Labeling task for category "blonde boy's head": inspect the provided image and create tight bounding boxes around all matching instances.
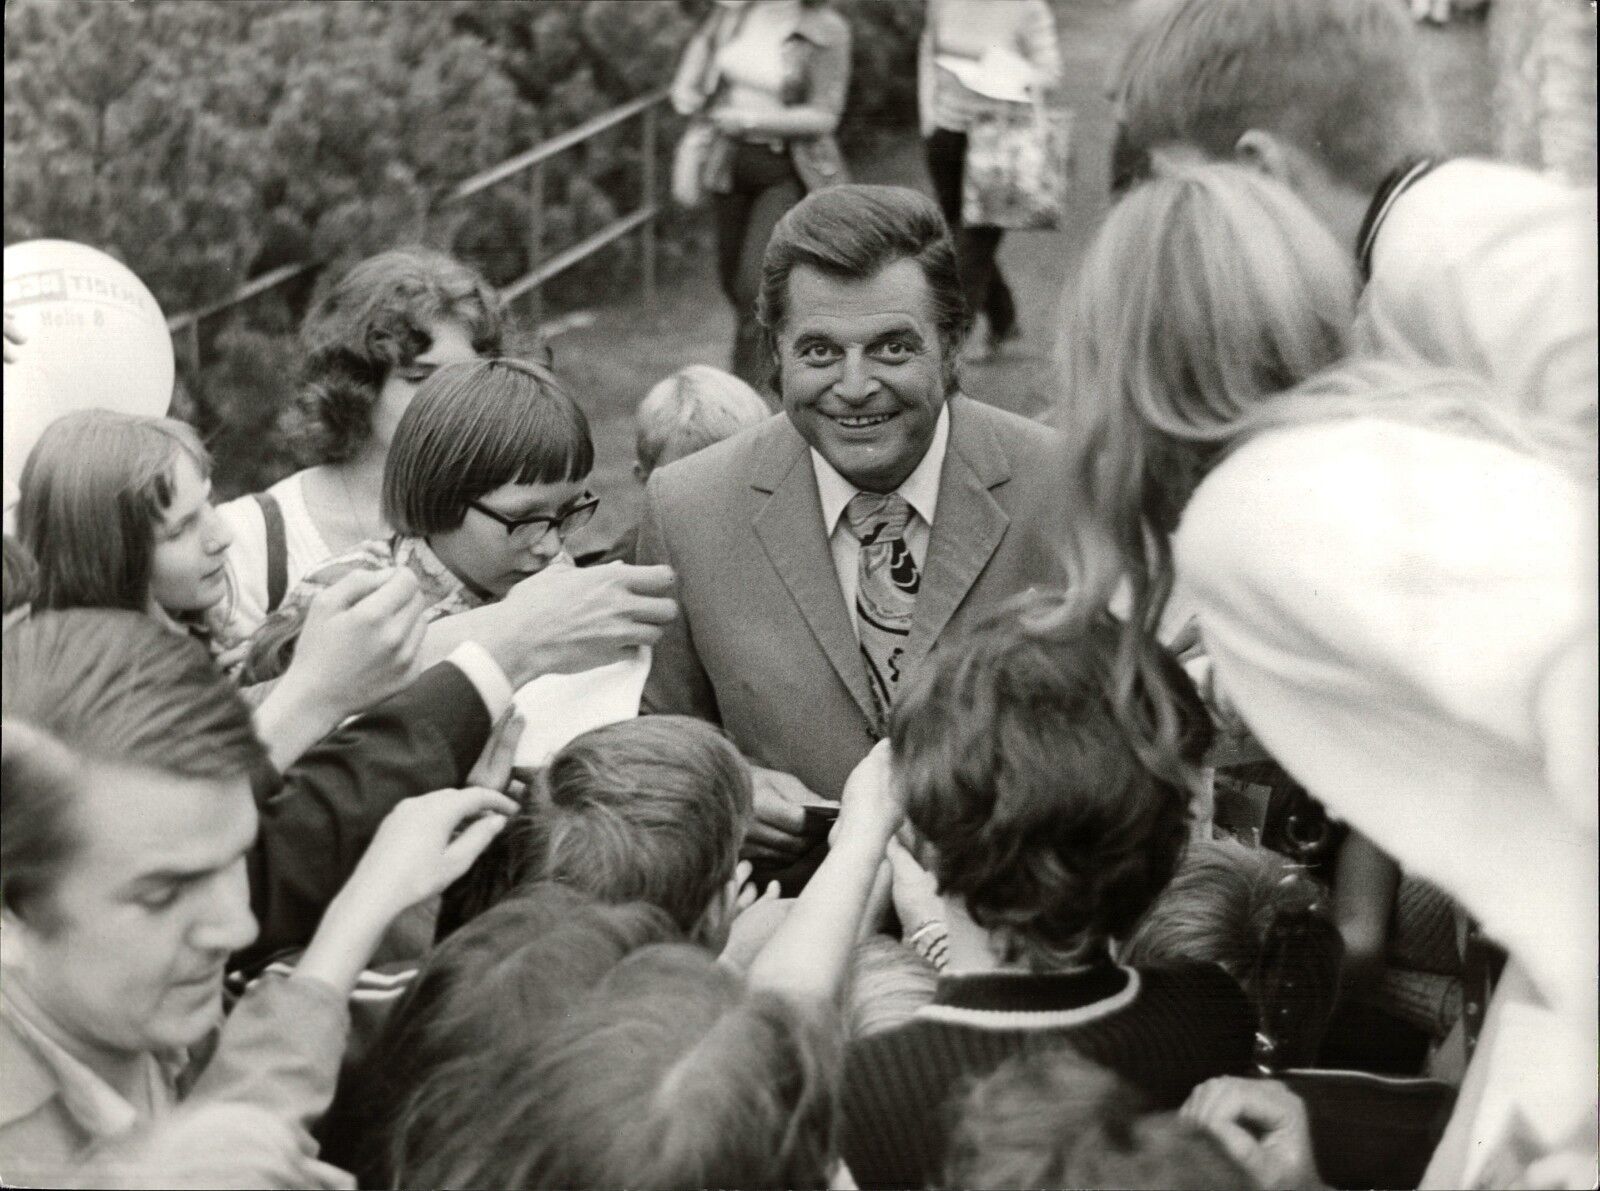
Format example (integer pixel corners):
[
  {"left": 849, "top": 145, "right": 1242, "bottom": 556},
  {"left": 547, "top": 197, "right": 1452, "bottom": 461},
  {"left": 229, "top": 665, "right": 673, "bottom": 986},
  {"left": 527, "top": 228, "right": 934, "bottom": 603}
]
[{"left": 635, "top": 365, "right": 770, "bottom": 481}]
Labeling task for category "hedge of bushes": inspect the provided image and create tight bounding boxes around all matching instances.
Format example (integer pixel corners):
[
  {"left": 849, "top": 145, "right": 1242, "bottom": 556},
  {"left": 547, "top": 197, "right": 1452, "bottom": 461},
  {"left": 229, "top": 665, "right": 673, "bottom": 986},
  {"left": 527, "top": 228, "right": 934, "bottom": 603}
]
[{"left": 4, "top": 0, "right": 919, "bottom": 496}]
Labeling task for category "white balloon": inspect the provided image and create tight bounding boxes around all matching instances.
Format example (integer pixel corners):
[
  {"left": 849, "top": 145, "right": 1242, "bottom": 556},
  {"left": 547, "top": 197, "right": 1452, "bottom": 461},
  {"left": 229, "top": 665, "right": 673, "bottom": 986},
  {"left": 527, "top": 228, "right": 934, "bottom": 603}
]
[{"left": 3, "top": 239, "right": 176, "bottom": 486}]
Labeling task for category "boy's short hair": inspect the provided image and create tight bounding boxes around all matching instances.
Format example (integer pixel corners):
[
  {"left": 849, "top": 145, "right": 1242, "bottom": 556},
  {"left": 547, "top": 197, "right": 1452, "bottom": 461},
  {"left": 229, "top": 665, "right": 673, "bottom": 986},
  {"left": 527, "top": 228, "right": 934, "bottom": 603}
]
[
  {"left": 1, "top": 609, "right": 264, "bottom": 927},
  {"left": 889, "top": 595, "right": 1213, "bottom": 970},
  {"left": 1115, "top": 0, "right": 1438, "bottom": 192},
  {"left": 947, "top": 1047, "right": 1253, "bottom": 1190},
  {"left": 521, "top": 716, "right": 754, "bottom": 934},
  {"left": 635, "top": 365, "right": 770, "bottom": 477},
  {"left": 381, "top": 357, "right": 593, "bottom": 535},
  {"left": 363, "top": 885, "right": 678, "bottom": 1190},
  {"left": 403, "top": 944, "right": 840, "bottom": 1190},
  {"left": 1123, "top": 837, "right": 1343, "bottom": 1062}
]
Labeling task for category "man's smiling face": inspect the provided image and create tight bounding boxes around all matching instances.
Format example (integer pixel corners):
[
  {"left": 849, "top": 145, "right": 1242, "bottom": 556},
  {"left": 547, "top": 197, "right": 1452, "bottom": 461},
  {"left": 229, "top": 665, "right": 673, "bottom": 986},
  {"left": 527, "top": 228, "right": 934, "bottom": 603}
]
[{"left": 776, "top": 258, "right": 949, "bottom": 494}]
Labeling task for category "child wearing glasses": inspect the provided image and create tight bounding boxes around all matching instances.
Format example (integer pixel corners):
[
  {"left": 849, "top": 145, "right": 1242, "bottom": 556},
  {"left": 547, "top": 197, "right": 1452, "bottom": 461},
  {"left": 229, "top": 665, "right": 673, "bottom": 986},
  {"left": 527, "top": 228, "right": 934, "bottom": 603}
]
[{"left": 240, "top": 357, "right": 597, "bottom": 684}]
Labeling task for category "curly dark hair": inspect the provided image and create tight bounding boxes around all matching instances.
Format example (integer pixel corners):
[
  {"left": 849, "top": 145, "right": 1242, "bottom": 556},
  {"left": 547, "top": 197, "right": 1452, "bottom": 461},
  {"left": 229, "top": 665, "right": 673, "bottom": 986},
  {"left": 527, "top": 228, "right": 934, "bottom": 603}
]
[
  {"left": 889, "top": 595, "right": 1213, "bottom": 971},
  {"left": 284, "top": 247, "right": 507, "bottom": 465}
]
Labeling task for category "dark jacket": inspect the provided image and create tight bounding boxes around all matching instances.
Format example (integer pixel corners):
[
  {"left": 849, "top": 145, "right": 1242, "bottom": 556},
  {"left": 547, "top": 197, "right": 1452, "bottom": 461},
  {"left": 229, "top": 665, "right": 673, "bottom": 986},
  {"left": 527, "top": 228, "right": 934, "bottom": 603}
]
[{"left": 240, "top": 661, "right": 491, "bottom": 971}]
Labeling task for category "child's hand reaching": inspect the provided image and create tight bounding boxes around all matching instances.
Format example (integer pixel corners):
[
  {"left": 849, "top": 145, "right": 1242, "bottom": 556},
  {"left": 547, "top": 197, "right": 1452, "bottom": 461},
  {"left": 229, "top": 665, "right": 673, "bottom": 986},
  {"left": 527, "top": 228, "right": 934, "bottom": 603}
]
[{"left": 296, "top": 787, "right": 517, "bottom": 994}]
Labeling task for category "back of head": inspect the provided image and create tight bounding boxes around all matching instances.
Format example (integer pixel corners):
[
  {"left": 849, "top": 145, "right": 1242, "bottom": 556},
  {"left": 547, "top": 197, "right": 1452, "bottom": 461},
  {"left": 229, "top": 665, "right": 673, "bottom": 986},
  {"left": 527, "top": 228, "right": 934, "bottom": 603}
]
[
  {"left": 1115, "top": 0, "right": 1437, "bottom": 192},
  {"left": 1122, "top": 837, "right": 1322, "bottom": 985},
  {"left": 372, "top": 885, "right": 678, "bottom": 1188},
  {"left": 1, "top": 609, "right": 264, "bottom": 924},
  {"left": 757, "top": 183, "right": 968, "bottom": 384},
  {"left": 17, "top": 411, "right": 211, "bottom": 613},
  {"left": 890, "top": 595, "right": 1212, "bottom": 969},
  {"left": 948, "top": 1046, "right": 1256, "bottom": 1189},
  {"left": 289, "top": 246, "right": 506, "bottom": 465},
  {"left": 404, "top": 943, "right": 839, "bottom": 1190},
  {"left": 945, "top": 1047, "right": 1149, "bottom": 1188},
  {"left": 523, "top": 716, "right": 753, "bottom": 935},
  {"left": 636, "top": 365, "right": 770, "bottom": 476},
  {"left": 382, "top": 356, "right": 593, "bottom": 535}
]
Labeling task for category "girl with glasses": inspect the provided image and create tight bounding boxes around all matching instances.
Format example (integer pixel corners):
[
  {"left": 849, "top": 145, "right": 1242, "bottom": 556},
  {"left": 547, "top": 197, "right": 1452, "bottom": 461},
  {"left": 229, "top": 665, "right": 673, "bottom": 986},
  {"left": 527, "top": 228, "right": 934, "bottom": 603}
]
[{"left": 242, "top": 357, "right": 596, "bottom": 684}]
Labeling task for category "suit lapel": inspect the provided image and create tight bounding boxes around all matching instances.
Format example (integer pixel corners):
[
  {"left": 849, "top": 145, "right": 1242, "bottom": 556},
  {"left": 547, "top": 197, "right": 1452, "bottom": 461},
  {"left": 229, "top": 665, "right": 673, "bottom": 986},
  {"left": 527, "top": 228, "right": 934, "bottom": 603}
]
[
  {"left": 750, "top": 423, "right": 880, "bottom": 729},
  {"left": 905, "top": 397, "right": 1011, "bottom": 669}
]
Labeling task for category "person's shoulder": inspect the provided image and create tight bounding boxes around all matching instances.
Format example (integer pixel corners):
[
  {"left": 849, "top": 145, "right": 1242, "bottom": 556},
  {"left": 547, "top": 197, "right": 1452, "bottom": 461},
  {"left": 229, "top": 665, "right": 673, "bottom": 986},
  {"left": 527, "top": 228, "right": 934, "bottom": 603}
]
[
  {"left": 1379, "top": 158, "right": 1594, "bottom": 274},
  {"left": 0, "top": 1013, "right": 57, "bottom": 1134},
  {"left": 1128, "top": 963, "right": 1255, "bottom": 1038},
  {"left": 950, "top": 395, "right": 1063, "bottom": 452},
  {"left": 648, "top": 412, "right": 791, "bottom": 505}
]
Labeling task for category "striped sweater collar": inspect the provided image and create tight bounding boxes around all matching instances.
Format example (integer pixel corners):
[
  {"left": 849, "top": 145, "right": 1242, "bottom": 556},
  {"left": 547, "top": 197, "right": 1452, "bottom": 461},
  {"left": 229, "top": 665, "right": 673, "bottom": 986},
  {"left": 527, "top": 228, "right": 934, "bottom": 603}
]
[{"left": 915, "top": 966, "right": 1140, "bottom": 1031}]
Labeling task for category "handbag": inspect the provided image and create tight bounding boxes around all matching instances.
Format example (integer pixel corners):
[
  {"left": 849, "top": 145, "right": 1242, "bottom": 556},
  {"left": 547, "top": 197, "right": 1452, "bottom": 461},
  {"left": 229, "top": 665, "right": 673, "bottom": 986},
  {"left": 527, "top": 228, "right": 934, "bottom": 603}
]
[
  {"left": 670, "top": 4, "right": 748, "bottom": 210},
  {"left": 961, "top": 95, "right": 1073, "bottom": 230},
  {"left": 672, "top": 120, "right": 718, "bottom": 210}
]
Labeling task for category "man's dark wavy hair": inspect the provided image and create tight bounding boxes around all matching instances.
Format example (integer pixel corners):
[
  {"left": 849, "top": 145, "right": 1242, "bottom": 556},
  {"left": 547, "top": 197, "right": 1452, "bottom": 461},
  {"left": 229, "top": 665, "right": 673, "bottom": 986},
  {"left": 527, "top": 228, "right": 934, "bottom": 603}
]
[
  {"left": 890, "top": 593, "right": 1213, "bottom": 971},
  {"left": 756, "top": 183, "right": 969, "bottom": 394}
]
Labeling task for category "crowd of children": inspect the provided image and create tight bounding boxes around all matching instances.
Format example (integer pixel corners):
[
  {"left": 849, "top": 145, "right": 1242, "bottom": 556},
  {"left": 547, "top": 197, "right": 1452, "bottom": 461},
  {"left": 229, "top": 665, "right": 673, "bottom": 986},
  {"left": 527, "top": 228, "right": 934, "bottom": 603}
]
[{"left": 2, "top": 0, "right": 1595, "bottom": 1188}]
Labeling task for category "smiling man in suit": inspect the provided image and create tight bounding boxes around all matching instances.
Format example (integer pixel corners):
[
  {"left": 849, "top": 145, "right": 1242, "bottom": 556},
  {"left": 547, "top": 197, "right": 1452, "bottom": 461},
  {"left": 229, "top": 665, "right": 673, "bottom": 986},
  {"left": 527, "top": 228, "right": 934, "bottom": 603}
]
[{"left": 638, "top": 184, "right": 1073, "bottom": 889}]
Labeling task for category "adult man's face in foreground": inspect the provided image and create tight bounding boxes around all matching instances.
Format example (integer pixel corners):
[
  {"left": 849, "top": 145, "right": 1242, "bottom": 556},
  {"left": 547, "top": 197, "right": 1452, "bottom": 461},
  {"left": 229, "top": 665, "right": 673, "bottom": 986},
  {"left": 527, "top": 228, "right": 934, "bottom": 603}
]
[
  {"left": 776, "top": 257, "right": 949, "bottom": 495},
  {"left": 2, "top": 763, "right": 260, "bottom": 1060}
]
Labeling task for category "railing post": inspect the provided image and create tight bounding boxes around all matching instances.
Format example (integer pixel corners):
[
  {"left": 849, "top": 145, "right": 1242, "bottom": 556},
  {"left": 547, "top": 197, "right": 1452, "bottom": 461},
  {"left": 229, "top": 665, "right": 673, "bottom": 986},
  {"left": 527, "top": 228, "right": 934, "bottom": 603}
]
[
  {"left": 183, "top": 320, "right": 201, "bottom": 379},
  {"left": 528, "top": 159, "right": 545, "bottom": 326},
  {"left": 641, "top": 100, "right": 657, "bottom": 308}
]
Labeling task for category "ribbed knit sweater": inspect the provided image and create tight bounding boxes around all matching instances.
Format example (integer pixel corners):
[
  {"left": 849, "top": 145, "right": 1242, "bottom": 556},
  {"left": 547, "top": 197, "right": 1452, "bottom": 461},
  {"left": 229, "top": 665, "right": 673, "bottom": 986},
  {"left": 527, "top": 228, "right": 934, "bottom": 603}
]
[{"left": 840, "top": 963, "right": 1254, "bottom": 1190}]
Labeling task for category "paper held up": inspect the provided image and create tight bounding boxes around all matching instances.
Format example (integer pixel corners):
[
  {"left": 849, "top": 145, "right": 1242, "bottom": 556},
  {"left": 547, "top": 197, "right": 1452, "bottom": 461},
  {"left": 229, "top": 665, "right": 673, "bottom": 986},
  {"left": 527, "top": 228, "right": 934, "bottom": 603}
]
[
  {"left": 512, "top": 646, "right": 653, "bottom": 770},
  {"left": 934, "top": 45, "right": 1036, "bottom": 104}
]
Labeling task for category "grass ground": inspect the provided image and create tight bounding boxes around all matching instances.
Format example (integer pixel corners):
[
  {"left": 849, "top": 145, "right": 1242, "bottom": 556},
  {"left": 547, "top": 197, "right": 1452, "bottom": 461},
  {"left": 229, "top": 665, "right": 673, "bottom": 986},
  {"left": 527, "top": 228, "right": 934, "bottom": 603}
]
[{"left": 552, "top": 0, "right": 1495, "bottom": 558}]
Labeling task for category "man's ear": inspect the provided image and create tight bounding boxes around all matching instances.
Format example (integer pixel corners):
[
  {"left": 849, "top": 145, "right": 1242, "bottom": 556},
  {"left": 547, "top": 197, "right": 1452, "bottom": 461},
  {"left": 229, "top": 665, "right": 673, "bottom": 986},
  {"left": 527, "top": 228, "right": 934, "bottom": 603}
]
[
  {"left": 1234, "top": 129, "right": 1302, "bottom": 189},
  {"left": 632, "top": 460, "right": 648, "bottom": 484}
]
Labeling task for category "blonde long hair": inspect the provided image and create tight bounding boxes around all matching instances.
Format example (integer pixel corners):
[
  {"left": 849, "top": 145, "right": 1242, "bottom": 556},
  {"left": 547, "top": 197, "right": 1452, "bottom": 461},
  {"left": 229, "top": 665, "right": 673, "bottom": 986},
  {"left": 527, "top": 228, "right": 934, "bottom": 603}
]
[
  {"left": 1043, "top": 163, "right": 1355, "bottom": 776},
  {"left": 1044, "top": 161, "right": 1590, "bottom": 781}
]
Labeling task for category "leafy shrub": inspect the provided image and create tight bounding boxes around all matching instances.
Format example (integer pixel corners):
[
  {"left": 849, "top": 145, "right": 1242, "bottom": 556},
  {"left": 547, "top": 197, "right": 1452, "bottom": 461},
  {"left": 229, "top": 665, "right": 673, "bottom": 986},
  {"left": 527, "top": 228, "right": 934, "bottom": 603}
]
[{"left": 4, "top": 0, "right": 917, "bottom": 496}]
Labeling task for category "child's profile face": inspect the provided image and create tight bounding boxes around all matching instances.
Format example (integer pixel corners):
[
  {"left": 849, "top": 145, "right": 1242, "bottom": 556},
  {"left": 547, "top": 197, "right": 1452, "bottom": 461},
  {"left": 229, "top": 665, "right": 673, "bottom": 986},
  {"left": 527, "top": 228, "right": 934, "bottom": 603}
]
[
  {"left": 149, "top": 451, "right": 233, "bottom": 616},
  {"left": 431, "top": 477, "right": 596, "bottom": 599}
]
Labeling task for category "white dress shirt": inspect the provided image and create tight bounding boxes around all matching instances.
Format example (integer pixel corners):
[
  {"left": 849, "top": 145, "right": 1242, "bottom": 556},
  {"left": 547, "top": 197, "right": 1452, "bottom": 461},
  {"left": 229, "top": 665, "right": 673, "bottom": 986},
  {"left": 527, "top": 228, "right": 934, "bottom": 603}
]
[{"left": 810, "top": 404, "right": 950, "bottom": 637}]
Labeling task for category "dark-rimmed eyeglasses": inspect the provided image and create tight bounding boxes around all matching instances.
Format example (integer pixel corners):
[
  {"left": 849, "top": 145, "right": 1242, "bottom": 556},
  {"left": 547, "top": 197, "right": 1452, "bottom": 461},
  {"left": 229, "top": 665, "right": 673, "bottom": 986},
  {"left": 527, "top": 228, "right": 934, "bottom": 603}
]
[{"left": 468, "top": 493, "right": 599, "bottom": 544}]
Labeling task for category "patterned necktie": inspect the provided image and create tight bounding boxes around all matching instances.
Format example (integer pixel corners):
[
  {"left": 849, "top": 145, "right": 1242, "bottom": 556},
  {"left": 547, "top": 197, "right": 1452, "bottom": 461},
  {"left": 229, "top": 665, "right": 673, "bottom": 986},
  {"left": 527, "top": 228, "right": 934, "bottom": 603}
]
[{"left": 844, "top": 491, "right": 921, "bottom": 728}]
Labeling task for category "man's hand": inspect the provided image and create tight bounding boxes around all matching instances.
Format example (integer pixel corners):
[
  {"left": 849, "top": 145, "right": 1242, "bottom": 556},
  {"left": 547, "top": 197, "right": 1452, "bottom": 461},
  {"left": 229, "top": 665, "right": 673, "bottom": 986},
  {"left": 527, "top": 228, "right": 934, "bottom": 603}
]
[
  {"left": 286, "top": 568, "right": 427, "bottom": 717},
  {"left": 1181, "top": 1077, "right": 1325, "bottom": 1191},
  {"left": 343, "top": 786, "right": 518, "bottom": 919},
  {"left": 744, "top": 764, "right": 816, "bottom": 863},
  {"left": 475, "top": 561, "right": 678, "bottom": 688},
  {"left": 297, "top": 786, "right": 518, "bottom": 996},
  {"left": 466, "top": 707, "right": 525, "bottom": 794}
]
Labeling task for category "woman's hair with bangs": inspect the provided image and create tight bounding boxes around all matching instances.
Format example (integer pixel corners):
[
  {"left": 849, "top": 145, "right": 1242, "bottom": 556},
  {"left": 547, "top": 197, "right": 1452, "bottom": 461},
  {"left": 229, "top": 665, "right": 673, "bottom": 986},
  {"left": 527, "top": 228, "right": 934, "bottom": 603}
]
[
  {"left": 1041, "top": 162, "right": 1354, "bottom": 791},
  {"left": 285, "top": 247, "right": 507, "bottom": 465},
  {"left": 382, "top": 357, "right": 594, "bottom": 535},
  {"left": 18, "top": 411, "right": 214, "bottom": 613}
]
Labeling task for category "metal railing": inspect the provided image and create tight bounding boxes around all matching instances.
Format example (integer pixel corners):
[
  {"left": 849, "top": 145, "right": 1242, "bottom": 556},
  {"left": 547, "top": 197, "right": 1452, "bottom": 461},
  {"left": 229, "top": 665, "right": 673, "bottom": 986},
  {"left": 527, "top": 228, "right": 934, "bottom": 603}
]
[{"left": 166, "top": 86, "right": 669, "bottom": 375}]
